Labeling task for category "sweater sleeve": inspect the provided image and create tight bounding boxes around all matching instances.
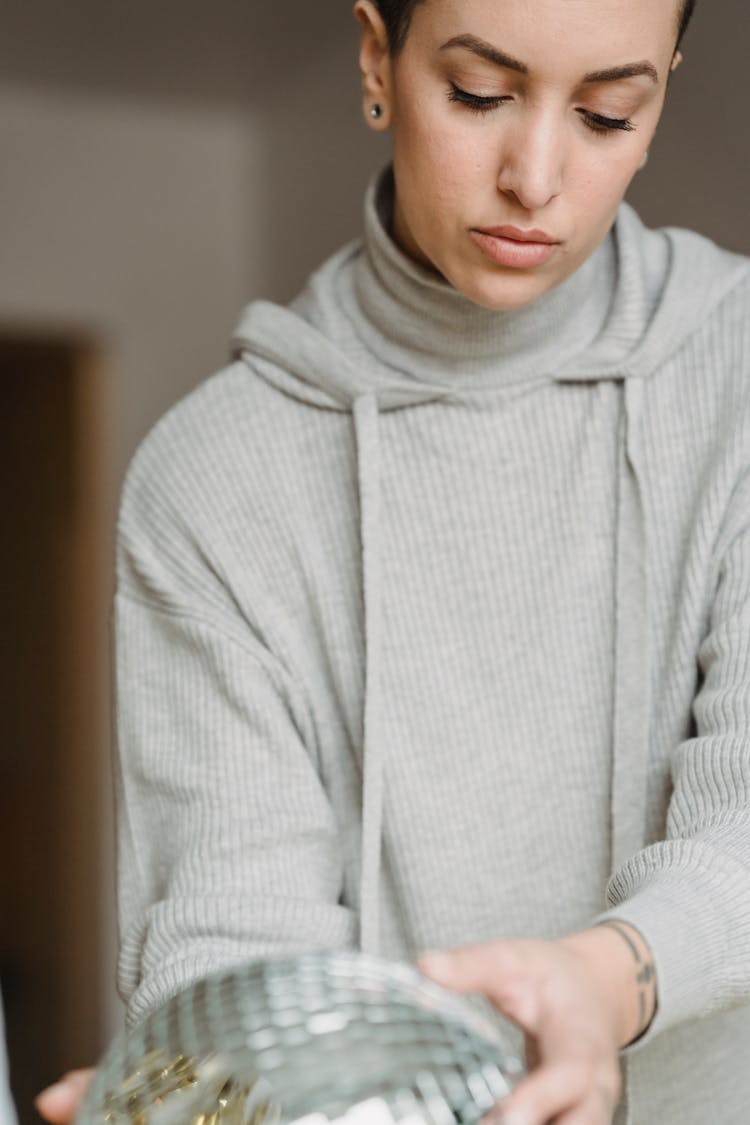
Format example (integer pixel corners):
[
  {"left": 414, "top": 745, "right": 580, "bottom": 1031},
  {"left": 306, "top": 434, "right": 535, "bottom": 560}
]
[
  {"left": 594, "top": 469, "right": 750, "bottom": 1047},
  {"left": 113, "top": 437, "right": 357, "bottom": 1028},
  {"left": 115, "top": 595, "right": 357, "bottom": 1027}
]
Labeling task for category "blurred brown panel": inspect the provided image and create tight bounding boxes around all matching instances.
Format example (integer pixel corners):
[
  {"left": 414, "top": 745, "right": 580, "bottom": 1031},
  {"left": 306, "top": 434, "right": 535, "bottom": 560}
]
[{"left": 0, "top": 333, "right": 103, "bottom": 1122}]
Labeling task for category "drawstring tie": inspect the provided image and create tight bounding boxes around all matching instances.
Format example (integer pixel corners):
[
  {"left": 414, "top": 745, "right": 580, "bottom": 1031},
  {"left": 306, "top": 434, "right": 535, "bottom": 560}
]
[
  {"left": 611, "top": 376, "right": 650, "bottom": 1125},
  {"left": 611, "top": 376, "right": 650, "bottom": 871},
  {"left": 353, "top": 393, "right": 385, "bottom": 957},
  {"left": 353, "top": 378, "right": 651, "bottom": 1125}
]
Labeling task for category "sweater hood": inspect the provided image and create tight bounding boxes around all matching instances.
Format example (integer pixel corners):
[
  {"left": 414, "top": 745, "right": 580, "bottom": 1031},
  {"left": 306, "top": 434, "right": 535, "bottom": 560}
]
[
  {"left": 230, "top": 166, "right": 749, "bottom": 1016},
  {"left": 232, "top": 164, "right": 748, "bottom": 408}
]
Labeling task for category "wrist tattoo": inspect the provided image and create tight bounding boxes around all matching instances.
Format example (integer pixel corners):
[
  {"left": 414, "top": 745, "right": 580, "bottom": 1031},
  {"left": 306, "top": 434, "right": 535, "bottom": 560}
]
[{"left": 597, "top": 920, "right": 657, "bottom": 1036}]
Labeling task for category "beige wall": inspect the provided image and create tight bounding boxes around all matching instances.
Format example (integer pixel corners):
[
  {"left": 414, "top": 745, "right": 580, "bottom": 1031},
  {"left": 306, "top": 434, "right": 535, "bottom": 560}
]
[
  {"left": 0, "top": 84, "right": 262, "bottom": 1039},
  {"left": 626, "top": 0, "right": 750, "bottom": 254},
  {"left": 0, "top": 0, "right": 746, "bottom": 1052},
  {"left": 0, "top": 85, "right": 260, "bottom": 478}
]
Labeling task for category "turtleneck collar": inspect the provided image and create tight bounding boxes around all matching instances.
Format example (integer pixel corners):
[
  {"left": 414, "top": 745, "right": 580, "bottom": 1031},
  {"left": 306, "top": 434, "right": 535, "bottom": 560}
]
[{"left": 346, "top": 163, "right": 617, "bottom": 390}]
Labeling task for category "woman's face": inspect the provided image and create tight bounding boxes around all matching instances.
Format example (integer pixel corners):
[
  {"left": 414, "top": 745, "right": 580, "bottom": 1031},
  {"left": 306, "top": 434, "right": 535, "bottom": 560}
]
[{"left": 356, "top": 0, "right": 682, "bottom": 310}]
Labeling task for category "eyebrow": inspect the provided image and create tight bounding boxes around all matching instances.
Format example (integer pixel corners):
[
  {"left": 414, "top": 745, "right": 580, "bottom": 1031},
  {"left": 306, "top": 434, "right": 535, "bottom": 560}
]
[{"left": 439, "top": 34, "right": 660, "bottom": 85}]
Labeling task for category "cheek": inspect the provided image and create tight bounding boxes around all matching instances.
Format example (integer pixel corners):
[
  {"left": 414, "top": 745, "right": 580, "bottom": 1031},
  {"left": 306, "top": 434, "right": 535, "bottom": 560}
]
[
  {"left": 396, "top": 99, "right": 491, "bottom": 189},
  {"left": 568, "top": 148, "right": 642, "bottom": 219}
]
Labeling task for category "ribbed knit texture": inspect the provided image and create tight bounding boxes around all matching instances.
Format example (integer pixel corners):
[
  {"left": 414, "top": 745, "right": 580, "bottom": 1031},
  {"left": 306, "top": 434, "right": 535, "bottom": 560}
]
[{"left": 115, "top": 165, "right": 750, "bottom": 1124}]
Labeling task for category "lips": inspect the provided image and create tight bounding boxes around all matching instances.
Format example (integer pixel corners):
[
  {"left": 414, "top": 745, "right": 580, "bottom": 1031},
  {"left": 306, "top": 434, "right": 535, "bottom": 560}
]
[
  {"left": 477, "top": 225, "right": 559, "bottom": 244},
  {"left": 469, "top": 227, "right": 560, "bottom": 269}
]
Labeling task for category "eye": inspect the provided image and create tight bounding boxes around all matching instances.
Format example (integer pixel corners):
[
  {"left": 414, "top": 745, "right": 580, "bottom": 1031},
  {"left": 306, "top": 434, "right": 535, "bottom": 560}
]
[
  {"left": 578, "top": 109, "right": 636, "bottom": 135},
  {"left": 447, "top": 82, "right": 511, "bottom": 115}
]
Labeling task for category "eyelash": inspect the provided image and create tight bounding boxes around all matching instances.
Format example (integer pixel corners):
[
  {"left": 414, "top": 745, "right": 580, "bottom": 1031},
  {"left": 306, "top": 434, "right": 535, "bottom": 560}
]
[{"left": 447, "top": 82, "right": 636, "bottom": 135}]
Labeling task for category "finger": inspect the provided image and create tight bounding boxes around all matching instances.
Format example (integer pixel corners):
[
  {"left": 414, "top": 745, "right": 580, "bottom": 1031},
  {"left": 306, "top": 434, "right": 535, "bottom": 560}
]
[
  {"left": 418, "top": 944, "right": 537, "bottom": 1022},
  {"left": 552, "top": 1084, "right": 619, "bottom": 1125},
  {"left": 35, "top": 1068, "right": 95, "bottom": 1124},
  {"left": 419, "top": 943, "right": 517, "bottom": 990},
  {"left": 498, "top": 1059, "right": 616, "bottom": 1125}
]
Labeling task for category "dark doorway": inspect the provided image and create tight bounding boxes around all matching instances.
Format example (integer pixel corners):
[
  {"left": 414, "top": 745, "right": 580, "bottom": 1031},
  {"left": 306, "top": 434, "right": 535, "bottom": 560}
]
[{"left": 0, "top": 333, "right": 103, "bottom": 1123}]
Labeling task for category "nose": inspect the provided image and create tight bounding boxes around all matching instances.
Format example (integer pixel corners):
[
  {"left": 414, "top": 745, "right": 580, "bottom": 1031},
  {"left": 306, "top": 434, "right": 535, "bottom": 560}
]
[{"left": 496, "top": 108, "right": 565, "bottom": 213}]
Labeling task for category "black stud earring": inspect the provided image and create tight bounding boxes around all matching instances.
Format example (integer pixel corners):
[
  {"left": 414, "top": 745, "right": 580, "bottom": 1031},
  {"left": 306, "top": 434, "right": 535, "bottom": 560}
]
[{"left": 370, "top": 104, "right": 384, "bottom": 120}]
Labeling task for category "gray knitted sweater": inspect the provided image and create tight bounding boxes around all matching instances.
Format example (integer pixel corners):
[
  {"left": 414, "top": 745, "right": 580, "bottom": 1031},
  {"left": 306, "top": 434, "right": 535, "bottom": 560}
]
[{"left": 115, "top": 166, "right": 750, "bottom": 1123}]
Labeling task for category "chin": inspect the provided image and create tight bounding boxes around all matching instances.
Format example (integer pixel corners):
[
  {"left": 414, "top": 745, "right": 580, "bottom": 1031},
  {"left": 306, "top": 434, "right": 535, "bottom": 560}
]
[{"left": 452, "top": 267, "right": 560, "bottom": 312}]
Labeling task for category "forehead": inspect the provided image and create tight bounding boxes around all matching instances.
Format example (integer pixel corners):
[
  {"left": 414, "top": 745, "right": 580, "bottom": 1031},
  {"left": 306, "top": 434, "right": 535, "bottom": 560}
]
[{"left": 409, "top": 0, "right": 679, "bottom": 69}]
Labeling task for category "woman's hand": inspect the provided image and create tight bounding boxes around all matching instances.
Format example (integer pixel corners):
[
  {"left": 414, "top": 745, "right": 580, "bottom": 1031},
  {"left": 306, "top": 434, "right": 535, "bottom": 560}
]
[
  {"left": 35, "top": 1068, "right": 95, "bottom": 1124},
  {"left": 419, "top": 922, "right": 656, "bottom": 1125}
]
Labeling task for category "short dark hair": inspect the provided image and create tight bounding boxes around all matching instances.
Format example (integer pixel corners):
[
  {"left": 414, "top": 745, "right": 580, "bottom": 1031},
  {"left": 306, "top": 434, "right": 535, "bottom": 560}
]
[{"left": 376, "top": 0, "right": 697, "bottom": 56}]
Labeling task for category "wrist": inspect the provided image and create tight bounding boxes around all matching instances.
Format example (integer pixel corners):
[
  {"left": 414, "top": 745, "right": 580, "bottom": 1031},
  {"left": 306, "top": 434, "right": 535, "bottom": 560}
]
[{"left": 560, "top": 921, "right": 657, "bottom": 1048}]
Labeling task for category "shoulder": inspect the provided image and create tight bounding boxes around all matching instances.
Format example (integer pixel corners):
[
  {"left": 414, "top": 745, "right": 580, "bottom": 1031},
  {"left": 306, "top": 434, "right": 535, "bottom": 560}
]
[
  {"left": 617, "top": 200, "right": 750, "bottom": 286},
  {"left": 117, "top": 358, "right": 311, "bottom": 565},
  {"left": 664, "top": 222, "right": 750, "bottom": 339},
  {"left": 121, "top": 362, "right": 263, "bottom": 514},
  {"left": 614, "top": 204, "right": 750, "bottom": 393},
  {"left": 117, "top": 349, "right": 350, "bottom": 581}
]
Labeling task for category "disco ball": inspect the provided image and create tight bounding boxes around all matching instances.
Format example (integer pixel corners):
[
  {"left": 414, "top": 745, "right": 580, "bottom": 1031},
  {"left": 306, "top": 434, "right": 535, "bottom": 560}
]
[{"left": 77, "top": 952, "right": 522, "bottom": 1125}]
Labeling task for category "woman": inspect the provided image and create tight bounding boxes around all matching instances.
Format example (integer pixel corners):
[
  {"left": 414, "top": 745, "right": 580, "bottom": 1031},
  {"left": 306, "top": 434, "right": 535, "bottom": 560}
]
[{"left": 39, "top": 0, "right": 750, "bottom": 1123}]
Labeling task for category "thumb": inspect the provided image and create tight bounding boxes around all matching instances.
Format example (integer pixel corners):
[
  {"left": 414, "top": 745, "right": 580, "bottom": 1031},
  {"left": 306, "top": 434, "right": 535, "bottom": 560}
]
[
  {"left": 419, "top": 942, "right": 516, "bottom": 993},
  {"left": 418, "top": 950, "right": 457, "bottom": 982},
  {"left": 419, "top": 943, "right": 538, "bottom": 1028},
  {"left": 35, "top": 1068, "right": 95, "bottom": 1124}
]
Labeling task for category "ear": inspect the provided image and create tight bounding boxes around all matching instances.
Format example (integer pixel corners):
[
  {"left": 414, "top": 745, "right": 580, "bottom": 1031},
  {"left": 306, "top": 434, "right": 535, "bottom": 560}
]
[
  {"left": 670, "top": 49, "right": 684, "bottom": 72},
  {"left": 353, "top": 0, "right": 394, "bottom": 130}
]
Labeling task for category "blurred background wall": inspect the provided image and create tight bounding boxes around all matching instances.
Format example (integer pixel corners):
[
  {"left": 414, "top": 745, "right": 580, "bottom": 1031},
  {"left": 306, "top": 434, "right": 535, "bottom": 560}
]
[{"left": 0, "top": 0, "right": 746, "bottom": 1119}]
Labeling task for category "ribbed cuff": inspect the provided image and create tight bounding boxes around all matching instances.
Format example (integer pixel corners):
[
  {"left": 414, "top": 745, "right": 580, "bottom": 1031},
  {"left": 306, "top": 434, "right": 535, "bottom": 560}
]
[{"left": 592, "top": 864, "right": 737, "bottom": 1054}]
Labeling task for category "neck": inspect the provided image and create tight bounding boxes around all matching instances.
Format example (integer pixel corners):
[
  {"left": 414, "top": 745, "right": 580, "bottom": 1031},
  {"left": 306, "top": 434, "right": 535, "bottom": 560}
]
[{"left": 349, "top": 164, "right": 617, "bottom": 391}]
